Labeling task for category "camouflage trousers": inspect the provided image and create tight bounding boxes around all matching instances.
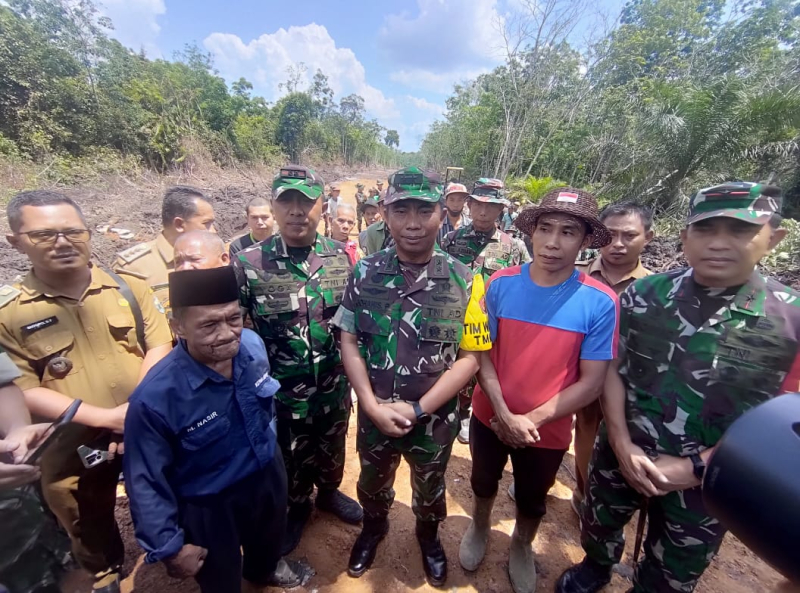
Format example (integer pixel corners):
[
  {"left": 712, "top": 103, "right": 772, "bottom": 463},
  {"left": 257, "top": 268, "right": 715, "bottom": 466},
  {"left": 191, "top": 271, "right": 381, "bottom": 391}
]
[
  {"left": 0, "top": 487, "right": 71, "bottom": 593},
  {"left": 580, "top": 426, "right": 726, "bottom": 593},
  {"left": 356, "top": 202, "right": 366, "bottom": 232},
  {"left": 356, "top": 400, "right": 458, "bottom": 522},
  {"left": 276, "top": 402, "right": 351, "bottom": 506}
]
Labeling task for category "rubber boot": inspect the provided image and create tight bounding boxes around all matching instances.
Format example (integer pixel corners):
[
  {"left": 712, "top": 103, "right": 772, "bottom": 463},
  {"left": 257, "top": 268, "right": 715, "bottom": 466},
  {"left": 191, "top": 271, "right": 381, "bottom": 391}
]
[
  {"left": 348, "top": 516, "right": 390, "bottom": 577},
  {"left": 416, "top": 519, "right": 447, "bottom": 587},
  {"left": 508, "top": 513, "right": 541, "bottom": 593},
  {"left": 459, "top": 494, "right": 496, "bottom": 571}
]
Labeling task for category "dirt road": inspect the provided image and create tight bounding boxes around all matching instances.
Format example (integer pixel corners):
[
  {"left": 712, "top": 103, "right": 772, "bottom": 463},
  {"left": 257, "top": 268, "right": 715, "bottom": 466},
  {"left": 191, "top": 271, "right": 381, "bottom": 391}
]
[{"left": 108, "top": 417, "right": 778, "bottom": 593}]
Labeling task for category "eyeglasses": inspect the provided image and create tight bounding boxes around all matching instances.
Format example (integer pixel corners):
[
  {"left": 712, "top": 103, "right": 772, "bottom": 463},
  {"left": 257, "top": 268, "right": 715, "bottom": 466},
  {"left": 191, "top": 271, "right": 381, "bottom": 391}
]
[{"left": 18, "top": 229, "right": 91, "bottom": 245}]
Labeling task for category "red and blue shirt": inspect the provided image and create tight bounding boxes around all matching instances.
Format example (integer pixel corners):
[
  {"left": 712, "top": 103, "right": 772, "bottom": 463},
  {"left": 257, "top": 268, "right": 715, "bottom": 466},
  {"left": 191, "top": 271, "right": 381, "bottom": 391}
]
[{"left": 472, "top": 264, "right": 619, "bottom": 449}]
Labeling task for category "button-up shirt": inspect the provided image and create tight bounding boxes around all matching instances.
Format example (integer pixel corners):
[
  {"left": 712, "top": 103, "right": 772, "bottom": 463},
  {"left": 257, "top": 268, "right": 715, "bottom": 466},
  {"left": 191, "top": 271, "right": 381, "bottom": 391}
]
[
  {"left": 123, "top": 329, "right": 279, "bottom": 563},
  {"left": 620, "top": 269, "right": 800, "bottom": 457},
  {"left": 437, "top": 211, "right": 471, "bottom": 245},
  {"left": 575, "top": 256, "right": 651, "bottom": 296}
]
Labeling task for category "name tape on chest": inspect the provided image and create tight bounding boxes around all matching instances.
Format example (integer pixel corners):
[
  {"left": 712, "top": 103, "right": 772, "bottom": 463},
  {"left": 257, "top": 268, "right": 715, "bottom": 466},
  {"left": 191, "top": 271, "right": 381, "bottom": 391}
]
[
  {"left": 185, "top": 411, "right": 219, "bottom": 434},
  {"left": 21, "top": 316, "right": 59, "bottom": 337}
]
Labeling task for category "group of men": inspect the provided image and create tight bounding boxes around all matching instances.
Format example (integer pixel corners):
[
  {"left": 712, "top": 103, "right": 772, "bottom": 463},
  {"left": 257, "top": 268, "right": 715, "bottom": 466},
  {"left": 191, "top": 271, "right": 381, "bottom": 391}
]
[{"left": 0, "top": 164, "right": 798, "bottom": 593}]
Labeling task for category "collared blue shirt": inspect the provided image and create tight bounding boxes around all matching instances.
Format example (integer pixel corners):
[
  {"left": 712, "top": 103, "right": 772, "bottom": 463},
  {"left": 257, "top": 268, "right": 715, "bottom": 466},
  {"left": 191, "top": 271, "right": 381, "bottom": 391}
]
[{"left": 123, "top": 329, "right": 280, "bottom": 563}]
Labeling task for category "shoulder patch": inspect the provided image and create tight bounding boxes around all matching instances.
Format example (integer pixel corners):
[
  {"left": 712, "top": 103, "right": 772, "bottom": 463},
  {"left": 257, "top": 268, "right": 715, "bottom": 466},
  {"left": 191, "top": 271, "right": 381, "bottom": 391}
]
[
  {"left": 117, "top": 242, "right": 152, "bottom": 264},
  {"left": 114, "top": 268, "right": 149, "bottom": 281},
  {"left": 0, "top": 285, "right": 20, "bottom": 309}
]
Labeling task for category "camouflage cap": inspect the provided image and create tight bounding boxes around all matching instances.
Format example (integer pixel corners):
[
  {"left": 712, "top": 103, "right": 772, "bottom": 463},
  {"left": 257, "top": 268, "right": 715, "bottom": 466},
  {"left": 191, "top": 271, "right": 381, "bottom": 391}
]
[
  {"left": 363, "top": 196, "right": 380, "bottom": 209},
  {"left": 687, "top": 182, "right": 782, "bottom": 226},
  {"left": 471, "top": 177, "right": 508, "bottom": 204},
  {"left": 272, "top": 165, "right": 325, "bottom": 201},
  {"left": 384, "top": 166, "right": 442, "bottom": 206}
]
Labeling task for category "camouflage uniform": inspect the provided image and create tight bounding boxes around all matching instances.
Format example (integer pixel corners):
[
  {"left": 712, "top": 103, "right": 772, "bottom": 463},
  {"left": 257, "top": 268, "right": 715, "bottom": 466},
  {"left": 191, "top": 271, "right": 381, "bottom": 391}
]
[
  {"left": 441, "top": 225, "right": 524, "bottom": 422},
  {"left": 581, "top": 268, "right": 800, "bottom": 592},
  {"left": 0, "top": 488, "right": 72, "bottom": 593},
  {"left": 234, "top": 233, "right": 353, "bottom": 506},
  {"left": 332, "top": 247, "right": 474, "bottom": 521},
  {"left": 355, "top": 187, "right": 367, "bottom": 232}
]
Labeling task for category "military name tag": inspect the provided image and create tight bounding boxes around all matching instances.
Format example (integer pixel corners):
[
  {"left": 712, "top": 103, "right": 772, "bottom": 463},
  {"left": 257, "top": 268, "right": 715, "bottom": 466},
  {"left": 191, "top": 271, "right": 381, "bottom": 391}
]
[
  {"left": 321, "top": 277, "right": 348, "bottom": 290},
  {"left": 21, "top": 316, "right": 59, "bottom": 337},
  {"left": 356, "top": 297, "right": 392, "bottom": 313}
]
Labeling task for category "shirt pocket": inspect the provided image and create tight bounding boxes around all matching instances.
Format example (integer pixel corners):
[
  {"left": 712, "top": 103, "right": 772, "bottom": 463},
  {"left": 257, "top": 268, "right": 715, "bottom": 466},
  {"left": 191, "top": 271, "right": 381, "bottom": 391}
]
[
  {"left": 418, "top": 318, "right": 462, "bottom": 374},
  {"left": 180, "top": 415, "right": 231, "bottom": 452},
  {"left": 25, "top": 330, "right": 82, "bottom": 383},
  {"left": 356, "top": 311, "right": 392, "bottom": 369},
  {"left": 107, "top": 312, "right": 140, "bottom": 353}
]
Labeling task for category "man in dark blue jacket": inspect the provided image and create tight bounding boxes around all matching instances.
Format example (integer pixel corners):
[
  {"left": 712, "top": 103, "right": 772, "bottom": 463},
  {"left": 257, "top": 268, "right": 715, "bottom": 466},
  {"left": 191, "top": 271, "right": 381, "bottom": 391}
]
[{"left": 123, "top": 266, "right": 311, "bottom": 592}]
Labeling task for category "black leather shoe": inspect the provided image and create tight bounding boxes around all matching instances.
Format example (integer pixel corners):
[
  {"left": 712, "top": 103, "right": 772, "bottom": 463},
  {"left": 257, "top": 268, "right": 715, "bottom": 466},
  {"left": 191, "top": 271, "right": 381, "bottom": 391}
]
[
  {"left": 416, "top": 520, "right": 447, "bottom": 587},
  {"left": 316, "top": 489, "right": 364, "bottom": 524},
  {"left": 263, "top": 558, "right": 311, "bottom": 588},
  {"left": 347, "top": 517, "right": 389, "bottom": 577},
  {"left": 281, "top": 500, "right": 313, "bottom": 556},
  {"left": 555, "top": 558, "right": 612, "bottom": 593}
]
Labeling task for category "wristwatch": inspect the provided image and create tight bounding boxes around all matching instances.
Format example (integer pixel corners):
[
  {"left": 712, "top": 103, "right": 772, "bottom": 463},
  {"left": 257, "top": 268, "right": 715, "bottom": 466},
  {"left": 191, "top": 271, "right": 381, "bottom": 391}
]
[
  {"left": 689, "top": 454, "right": 706, "bottom": 481},
  {"left": 412, "top": 401, "right": 432, "bottom": 425}
]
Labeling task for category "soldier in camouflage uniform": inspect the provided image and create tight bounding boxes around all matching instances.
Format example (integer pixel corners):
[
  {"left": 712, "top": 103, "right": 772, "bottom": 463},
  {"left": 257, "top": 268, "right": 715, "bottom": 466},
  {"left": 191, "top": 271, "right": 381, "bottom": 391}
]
[
  {"left": 355, "top": 183, "right": 367, "bottom": 232},
  {"left": 0, "top": 347, "right": 72, "bottom": 593},
  {"left": 441, "top": 183, "right": 526, "bottom": 443},
  {"left": 557, "top": 182, "right": 800, "bottom": 593},
  {"left": 233, "top": 165, "right": 363, "bottom": 556},
  {"left": 332, "top": 167, "right": 490, "bottom": 587}
]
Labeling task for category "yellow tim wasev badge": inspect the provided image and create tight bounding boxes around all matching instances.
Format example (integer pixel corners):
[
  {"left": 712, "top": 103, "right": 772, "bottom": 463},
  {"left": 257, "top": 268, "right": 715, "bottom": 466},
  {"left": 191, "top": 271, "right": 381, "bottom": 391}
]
[{"left": 460, "top": 274, "right": 492, "bottom": 352}]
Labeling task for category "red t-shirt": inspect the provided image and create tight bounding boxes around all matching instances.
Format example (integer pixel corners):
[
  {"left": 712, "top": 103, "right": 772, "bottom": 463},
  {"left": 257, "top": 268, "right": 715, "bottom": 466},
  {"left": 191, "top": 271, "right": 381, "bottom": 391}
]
[{"left": 472, "top": 265, "right": 619, "bottom": 449}]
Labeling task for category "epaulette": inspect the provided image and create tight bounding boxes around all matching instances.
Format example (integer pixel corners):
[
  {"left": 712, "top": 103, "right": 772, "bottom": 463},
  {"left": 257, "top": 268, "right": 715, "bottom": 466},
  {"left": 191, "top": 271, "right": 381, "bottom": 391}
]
[
  {"left": 0, "top": 285, "right": 21, "bottom": 309},
  {"left": 116, "top": 242, "right": 152, "bottom": 264},
  {"left": 113, "top": 268, "right": 148, "bottom": 281}
]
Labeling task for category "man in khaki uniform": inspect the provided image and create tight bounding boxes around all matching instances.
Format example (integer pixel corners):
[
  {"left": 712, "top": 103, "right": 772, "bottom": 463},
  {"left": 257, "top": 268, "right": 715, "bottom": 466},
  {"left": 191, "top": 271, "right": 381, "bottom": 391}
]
[
  {"left": 115, "top": 186, "right": 217, "bottom": 310},
  {"left": 0, "top": 190, "right": 173, "bottom": 592},
  {"left": 572, "top": 201, "right": 653, "bottom": 513}
]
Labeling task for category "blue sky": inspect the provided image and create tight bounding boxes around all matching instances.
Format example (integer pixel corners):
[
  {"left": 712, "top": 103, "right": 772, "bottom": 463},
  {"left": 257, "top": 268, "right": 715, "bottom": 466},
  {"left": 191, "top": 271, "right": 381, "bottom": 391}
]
[{"left": 99, "top": 0, "right": 623, "bottom": 152}]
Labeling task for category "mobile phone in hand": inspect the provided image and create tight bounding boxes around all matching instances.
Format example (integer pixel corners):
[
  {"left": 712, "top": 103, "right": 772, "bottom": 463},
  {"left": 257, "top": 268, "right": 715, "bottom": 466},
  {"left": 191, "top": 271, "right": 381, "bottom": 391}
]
[{"left": 22, "top": 399, "right": 82, "bottom": 465}]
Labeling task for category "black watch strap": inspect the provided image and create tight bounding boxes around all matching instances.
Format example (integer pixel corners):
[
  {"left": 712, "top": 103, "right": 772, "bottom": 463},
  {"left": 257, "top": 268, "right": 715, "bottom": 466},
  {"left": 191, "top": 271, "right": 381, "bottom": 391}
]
[
  {"left": 412, "top": 401, "right": 424, "bottom": 420},
  {"left": 690, "top": 454, "right": 706, "bottom": 480}
]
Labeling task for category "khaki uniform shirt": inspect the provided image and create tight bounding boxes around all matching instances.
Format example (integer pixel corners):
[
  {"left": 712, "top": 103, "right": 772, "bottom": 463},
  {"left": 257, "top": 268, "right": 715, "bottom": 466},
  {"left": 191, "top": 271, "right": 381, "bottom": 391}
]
[
  {"left": 114, "top": 233, "right": 175, "bottom": 309},
  {"left": 575, "top": 257, "right": 651, "bottom": 296},
  {"left": 0, "top": 266, "right": 172, "bottom": 409}
]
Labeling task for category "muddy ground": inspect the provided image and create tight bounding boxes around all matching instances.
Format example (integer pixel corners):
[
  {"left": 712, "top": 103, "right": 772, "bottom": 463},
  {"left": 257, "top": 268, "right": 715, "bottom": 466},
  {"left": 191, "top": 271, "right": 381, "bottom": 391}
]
[{"left": 2, "top": 168, "right": 787, "bottom": 592}]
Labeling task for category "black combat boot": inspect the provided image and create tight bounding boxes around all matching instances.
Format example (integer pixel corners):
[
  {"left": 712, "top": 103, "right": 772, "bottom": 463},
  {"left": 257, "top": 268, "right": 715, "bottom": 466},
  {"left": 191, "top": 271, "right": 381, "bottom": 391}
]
[
  {"left": 315, "top": 488, "right": 364, "bottom": 524},
  {"left": 555, "top": 557, "right": 613, "bottom": 593},
  {"left": 347, "top": 516, "right": 390, "bottom": 577},
  {"left": 416, "top": 519, "right": 447, "bottom": 587},
  {"left": 280, "top": 500, "right": 313, "bottom": 556}
]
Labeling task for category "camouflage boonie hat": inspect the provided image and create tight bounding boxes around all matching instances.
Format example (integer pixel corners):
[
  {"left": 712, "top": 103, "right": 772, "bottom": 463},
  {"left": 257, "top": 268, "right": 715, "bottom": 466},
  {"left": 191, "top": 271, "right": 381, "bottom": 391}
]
[
  {"left": 272, "top": 165, "right": 325, "bottom": 201},
  {"left": 384, "top": 166, "right": 443, "bottom": 206},
  {"left": 687, "top": 182, "right": 782, "bottom": 225},
  {"left": 356, "top": 182, "right": 365, "bottom": 189}
]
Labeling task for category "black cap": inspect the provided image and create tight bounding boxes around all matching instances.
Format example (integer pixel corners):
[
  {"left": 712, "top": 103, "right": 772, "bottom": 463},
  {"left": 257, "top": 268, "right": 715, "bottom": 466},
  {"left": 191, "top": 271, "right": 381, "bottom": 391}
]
[{"left": 169, "top": 266, "right": 239, "bottom": 308}]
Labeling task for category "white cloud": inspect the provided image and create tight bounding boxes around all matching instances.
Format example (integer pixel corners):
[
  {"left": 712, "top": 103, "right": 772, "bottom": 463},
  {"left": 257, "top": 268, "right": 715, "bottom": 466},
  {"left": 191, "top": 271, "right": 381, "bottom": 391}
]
[
  {"left": 380, "top": 0, "right": 505, "bottom": 80},
  {"left": 100, "top": 0, "right": 165, "bottom": 58},
  {"left": 391, "top": 67, "right": 491, "bottom": 94},
  {"left": 204, "top": 24, "right": 399, "bottom": 120},
  {"left": 405, "top": 95, "right": 445, "bottom": 116}
]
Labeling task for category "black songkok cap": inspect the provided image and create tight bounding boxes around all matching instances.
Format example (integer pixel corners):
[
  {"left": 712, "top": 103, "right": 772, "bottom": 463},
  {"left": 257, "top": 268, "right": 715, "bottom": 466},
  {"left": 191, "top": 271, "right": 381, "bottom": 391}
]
[{"left": 169, "top": 266, "right": 239, "bottom": 308}]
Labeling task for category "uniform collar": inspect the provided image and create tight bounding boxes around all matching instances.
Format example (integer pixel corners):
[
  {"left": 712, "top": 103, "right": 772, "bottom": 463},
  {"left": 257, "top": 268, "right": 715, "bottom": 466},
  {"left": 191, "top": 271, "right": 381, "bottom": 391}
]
[
  {"left": 156, "top": 232, "right": 175, "bottom": 265},
  {"left": 18, "top": 265, "right": 117, "bottom": 302},
  {"left": 585, "top": 257, "right": 650, "bottom": 286},
  {"left": 266, "top": 234, "right": 335, "bottom": 261},
  {"left": 674, "top": 268, "right": 767, "bottom": 318},
  {"left": 175, "top": 337, "right": 255, "bottom": 391},
  {"left": 459, "top": 224, "right": 501, "bottom": 242},
  {"left": 378, "top": 246, "right": 450, "bottom": 280}
]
